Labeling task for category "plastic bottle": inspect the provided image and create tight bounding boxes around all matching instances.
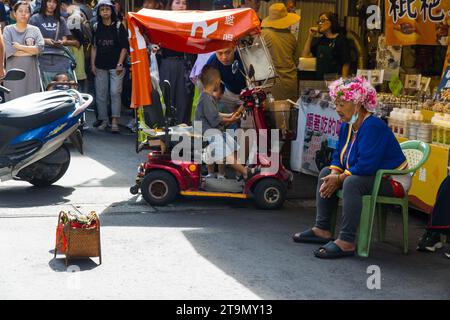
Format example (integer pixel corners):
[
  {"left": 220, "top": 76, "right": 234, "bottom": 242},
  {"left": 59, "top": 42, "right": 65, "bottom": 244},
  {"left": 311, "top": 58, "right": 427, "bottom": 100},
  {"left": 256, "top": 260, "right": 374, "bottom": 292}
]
[
  {"left": 397, "top": 109, "right": 405, "bottom": 137},
  {"left": 431, "top": 113, "right": 440, "bottom": 144},
  {"left": 415, "top": 110, "right": 424, "bottom": 122},
  {"left": 439, "top": 114, "right": 447, "bottom": 145},
  {"left": 408, "top": 112, "right": 420, "bottom": 140},
  {"left": 398, "top": 110, "right": 409, "bottom": 137},
  {"left": 389, "top": 108, "right": 399, "bottom": 134},
  {"left": 433, "top": 113, "right": 445, "bottom": 145},
  {"left": 445, "top": 114, "right": 450, "bottom": 146}
]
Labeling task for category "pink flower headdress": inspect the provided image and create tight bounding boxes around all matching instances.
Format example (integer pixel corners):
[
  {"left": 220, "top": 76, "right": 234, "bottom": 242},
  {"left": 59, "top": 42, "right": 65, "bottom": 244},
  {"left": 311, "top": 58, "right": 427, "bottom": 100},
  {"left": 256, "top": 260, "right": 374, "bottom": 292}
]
[{"left": 328, "top": 77, "right": 378, "bottom": 112}]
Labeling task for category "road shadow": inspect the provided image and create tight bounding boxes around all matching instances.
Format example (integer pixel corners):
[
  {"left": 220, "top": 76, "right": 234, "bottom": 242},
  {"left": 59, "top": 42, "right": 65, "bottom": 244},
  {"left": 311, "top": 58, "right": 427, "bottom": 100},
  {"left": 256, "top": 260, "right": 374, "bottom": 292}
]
[
  {"left": 0, "top": 185, "right": 75, "bottom": 208},
  {"left": 98, "top": 199, "right": 450, "bottom": 299}
]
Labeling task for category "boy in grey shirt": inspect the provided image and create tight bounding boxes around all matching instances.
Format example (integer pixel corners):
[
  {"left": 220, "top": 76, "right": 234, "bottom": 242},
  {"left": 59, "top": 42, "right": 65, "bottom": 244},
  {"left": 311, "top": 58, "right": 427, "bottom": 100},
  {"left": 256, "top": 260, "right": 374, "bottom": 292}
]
[{"left": 195, "top": 65, "right": 254, "bottom": 180}]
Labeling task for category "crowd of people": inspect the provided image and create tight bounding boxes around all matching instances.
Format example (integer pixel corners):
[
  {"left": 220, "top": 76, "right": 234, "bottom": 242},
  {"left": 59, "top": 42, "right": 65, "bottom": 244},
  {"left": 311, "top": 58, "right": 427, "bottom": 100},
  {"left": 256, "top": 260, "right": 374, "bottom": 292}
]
[{"left": 0, "top": 0, "right": 352, "bottom": 134}]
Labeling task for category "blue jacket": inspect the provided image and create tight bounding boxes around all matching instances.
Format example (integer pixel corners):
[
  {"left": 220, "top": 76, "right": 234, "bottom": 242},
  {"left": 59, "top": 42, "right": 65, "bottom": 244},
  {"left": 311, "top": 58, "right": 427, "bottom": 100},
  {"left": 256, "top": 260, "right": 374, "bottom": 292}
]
[{"left": 330, "top": 115, "right": 407, "bottom": 176}]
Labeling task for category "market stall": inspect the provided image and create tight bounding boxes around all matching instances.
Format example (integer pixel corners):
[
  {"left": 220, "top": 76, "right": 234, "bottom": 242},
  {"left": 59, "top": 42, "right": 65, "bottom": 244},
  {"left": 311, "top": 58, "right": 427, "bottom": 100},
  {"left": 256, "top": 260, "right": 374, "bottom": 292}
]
[{"left": 290, "top": 0, "right": 450, "bottom": 214}]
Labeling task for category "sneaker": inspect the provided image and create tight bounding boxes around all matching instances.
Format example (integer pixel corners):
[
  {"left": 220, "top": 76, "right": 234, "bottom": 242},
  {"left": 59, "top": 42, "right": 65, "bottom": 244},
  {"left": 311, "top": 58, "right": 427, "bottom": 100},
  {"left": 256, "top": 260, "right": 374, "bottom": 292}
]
[
  {"left": 126, "top": 119, "right": 136, "bottom": 129},
  {"left": 445, "top": 248, "right": 450, "bottom": 259},
  {"left": 93, "top": 119, "right": 103, "bottom": 128},
  {"left": 82, "top": 122, "right": 90, "bottom": 130},
  {"left": 417, "top": 230, "right": 443, "bottom": 252},
  {"left": 217, "top": 174, "right": 226, "bottom": 180},
  {"left": 97, "top": 121, "right": 108, "bottom": 131},
  {"left": 205, "top": 173, "right": 215, "bottom": 179}
]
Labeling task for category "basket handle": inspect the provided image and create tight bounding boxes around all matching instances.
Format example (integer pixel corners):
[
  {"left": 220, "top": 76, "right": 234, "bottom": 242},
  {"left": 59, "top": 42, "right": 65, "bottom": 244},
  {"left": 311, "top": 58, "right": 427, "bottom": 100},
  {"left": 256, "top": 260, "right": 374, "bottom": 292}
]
[
  {"left": 57, "top": 211, "right": 65, "bottom": 225},
  {"left": 91, "top": 211, "right": 100, "bottom": 231}
]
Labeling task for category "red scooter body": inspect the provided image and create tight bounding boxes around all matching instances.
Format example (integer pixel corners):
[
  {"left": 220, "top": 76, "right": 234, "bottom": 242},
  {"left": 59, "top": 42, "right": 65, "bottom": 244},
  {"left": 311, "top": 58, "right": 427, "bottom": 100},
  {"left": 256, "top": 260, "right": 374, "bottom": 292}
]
[{"left": 131, "top": 85, "right": 294, "bottom": 209}]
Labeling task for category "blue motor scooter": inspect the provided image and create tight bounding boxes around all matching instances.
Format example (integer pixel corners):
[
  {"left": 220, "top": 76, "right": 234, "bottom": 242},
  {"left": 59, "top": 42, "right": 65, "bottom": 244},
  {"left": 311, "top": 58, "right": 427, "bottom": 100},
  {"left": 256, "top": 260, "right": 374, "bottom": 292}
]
[{"left": 0, "top": 69, "right": 93, "bottom": 186}]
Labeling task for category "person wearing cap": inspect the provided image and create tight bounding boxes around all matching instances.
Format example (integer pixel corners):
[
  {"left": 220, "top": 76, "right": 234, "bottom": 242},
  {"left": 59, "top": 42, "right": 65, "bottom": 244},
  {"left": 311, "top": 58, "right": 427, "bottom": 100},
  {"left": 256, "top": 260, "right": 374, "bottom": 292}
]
[
  {"left": 90, "top": 0, "right": 129, "bottom": 133},
  {"left": 261, "top": 2, "right": 300, "bottom": 102},
  {"left": 301, "top": 12, "right": 350, "bottom": 80}
]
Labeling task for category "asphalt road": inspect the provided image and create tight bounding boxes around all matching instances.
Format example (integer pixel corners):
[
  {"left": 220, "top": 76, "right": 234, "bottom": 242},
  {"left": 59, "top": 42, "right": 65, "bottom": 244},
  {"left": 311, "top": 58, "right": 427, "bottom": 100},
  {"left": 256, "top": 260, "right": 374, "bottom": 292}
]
[{"left": 0, "top": 116, "right": 449, "bottom": 300}]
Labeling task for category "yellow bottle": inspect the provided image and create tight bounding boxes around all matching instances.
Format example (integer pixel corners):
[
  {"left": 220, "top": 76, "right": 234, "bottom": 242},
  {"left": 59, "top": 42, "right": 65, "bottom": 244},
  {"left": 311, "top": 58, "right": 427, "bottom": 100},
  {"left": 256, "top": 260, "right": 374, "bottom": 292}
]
[
  {"left": 445, "top": 114, "right": 450, "bottom": 146},
  {"left": 431, "top": 113, "right": 442, "bottom": 144}
]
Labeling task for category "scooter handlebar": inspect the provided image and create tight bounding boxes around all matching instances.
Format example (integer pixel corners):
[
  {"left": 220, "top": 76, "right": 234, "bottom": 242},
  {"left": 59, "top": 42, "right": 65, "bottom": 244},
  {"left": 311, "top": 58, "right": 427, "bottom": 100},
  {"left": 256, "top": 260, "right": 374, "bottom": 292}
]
[{"left": 71, "top": 91, "right": 93, "bottom": 117}]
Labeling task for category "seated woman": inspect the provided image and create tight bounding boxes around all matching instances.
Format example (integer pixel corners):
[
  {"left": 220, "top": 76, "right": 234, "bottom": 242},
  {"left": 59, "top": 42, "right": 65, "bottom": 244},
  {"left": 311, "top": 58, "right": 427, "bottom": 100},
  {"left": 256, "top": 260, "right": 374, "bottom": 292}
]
[
  {"left": 416, "top": 176, "right": 450, "bottom": 259},
  {"left": 293, "top": 77, "right": 411, "bottom": 259}
]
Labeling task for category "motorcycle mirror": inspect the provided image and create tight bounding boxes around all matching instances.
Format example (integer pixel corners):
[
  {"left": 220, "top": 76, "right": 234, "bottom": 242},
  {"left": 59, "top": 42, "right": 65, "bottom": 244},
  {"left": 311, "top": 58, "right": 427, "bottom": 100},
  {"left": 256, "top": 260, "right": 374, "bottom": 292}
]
[
  {"left": 248, "top": 64, "right": 255, "bottom": 80},
  {"left": 231, "top": 60, "right": 239, "bottom": 75},
  {"left": 2, "top": 69, "right": 26, "bottom": 81}
]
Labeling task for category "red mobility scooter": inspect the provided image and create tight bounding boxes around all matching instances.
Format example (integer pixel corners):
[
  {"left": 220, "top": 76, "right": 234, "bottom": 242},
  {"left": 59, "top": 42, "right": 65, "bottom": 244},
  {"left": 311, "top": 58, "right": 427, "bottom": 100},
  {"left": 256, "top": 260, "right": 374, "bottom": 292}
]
[{"left": 128, "top": 8, "right": 298, "bottom": 209}]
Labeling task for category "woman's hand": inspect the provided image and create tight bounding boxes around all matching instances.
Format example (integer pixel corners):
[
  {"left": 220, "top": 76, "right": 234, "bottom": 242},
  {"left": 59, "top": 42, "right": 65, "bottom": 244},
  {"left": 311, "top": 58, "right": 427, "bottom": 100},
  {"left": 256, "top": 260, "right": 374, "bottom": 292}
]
[
  {"left": 53, "top": 40, "right": 64, "bottom": 48},
  {"left": 319, "top": 174, "right": 341, "bottom": 198},
  {"left": 44, "top": 38, "right": 56, "bottom": 46},
  {"left": 309, "top": 27, "right": 319, "bottom": 36}
]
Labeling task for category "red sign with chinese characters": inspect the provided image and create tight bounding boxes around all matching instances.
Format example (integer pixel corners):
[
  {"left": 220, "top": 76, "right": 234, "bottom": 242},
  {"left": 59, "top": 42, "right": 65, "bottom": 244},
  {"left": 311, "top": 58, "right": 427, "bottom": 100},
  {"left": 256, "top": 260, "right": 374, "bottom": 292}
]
[
  {"left": 127, "top": 8, "right": 260, "bottom": 107},
  {"left": 385, "top": 0, "right": 450, "bottom": 46}
]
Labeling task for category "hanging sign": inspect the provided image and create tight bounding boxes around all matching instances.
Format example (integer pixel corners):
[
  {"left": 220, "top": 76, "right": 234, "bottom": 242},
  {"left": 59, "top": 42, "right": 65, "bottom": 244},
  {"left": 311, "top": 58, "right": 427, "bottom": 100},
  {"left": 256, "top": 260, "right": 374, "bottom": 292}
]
[{"left": 385, "top": 0, "right": 450, "bottom": 46}]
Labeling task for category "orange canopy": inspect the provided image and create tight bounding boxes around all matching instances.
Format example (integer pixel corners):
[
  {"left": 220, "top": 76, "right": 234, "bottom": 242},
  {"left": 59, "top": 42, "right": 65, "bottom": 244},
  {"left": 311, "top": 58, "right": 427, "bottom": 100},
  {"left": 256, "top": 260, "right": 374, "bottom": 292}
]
[{"left": 128, "top": 8, "right": 260, "bottom": 108}]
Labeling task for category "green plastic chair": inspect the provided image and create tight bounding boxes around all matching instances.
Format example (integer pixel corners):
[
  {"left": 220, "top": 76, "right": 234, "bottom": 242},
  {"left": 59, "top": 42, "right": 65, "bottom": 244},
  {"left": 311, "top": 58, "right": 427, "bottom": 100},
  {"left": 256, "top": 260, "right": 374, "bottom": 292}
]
[{"left": 331, "top": 140, "right": 431, "bottom": 257}]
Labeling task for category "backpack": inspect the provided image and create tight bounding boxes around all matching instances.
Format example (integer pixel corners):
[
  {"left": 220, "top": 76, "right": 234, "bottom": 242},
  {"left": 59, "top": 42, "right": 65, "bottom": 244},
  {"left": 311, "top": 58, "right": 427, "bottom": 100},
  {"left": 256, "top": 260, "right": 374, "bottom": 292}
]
[{"left": 66, "top": 8, "right": 92, "bottom": 46}]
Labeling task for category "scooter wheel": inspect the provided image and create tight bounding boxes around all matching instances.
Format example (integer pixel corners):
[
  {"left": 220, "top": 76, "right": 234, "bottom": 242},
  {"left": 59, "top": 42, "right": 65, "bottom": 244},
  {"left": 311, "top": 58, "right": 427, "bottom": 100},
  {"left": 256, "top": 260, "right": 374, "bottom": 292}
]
[
  {"left": 141, "top": 170, "right": 178, "bottom": 206},
  {"left": 253, "top": 178, "right": 286, "bottom": 210},
  {"left": 130, "top": 185, "right": 139, "bottom": 195}
]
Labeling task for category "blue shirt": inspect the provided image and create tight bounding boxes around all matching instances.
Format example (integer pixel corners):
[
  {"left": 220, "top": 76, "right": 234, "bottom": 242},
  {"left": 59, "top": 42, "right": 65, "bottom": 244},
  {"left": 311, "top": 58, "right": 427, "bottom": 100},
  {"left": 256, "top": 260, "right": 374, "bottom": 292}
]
[
  {"left": 206, "top": 52, "right": 246, "bottom": 95},
  {"left": 330, "top": 115, "right": 407, "bottom": 176}
]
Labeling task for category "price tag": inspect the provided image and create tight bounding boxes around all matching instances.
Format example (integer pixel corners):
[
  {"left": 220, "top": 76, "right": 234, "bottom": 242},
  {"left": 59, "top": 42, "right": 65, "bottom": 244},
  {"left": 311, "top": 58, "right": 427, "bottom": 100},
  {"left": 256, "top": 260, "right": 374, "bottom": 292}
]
[
  {"left": 356, "top": 69, "right": 384, "bottom": 85},
  {"left": 404, "top": 74, "right": 422, "bottom": 90}
]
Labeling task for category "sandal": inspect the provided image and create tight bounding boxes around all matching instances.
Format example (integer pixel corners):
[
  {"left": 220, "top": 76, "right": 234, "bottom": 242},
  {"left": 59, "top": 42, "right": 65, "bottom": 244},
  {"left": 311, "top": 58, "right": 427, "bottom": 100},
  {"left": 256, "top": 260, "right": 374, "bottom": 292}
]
[
  {"left": 292, "top": 228, "right": 334, "bottom": 244},
  {"left": 314, "top": 241, "right": 355, "bottom": 259},
  {"left": 111, "top": 124, "right": 120, "bottom": 133}
]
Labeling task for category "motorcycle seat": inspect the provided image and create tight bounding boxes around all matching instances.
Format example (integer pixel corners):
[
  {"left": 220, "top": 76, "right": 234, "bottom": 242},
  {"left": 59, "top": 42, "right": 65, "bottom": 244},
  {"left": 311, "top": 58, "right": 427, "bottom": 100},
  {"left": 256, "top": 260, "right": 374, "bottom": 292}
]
[{"left": 0, "top": 91, "right": 76, "bottom": 130}]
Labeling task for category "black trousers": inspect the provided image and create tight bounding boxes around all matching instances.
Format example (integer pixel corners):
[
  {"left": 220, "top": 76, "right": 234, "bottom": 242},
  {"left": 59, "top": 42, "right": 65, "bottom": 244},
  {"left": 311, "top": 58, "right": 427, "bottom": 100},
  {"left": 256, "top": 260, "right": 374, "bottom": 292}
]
[{"left": 428, "top": 176, "right": 450, "bottom": 235}]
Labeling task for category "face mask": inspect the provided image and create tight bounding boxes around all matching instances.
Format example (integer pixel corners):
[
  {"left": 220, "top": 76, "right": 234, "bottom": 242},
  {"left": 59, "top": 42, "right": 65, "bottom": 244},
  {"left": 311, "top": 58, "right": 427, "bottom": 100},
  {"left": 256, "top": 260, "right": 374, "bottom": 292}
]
[
  {"left": 348, "top": 107, "right": 359, "bottom": 125},
  {"left": 61, "top": 11, "right": 68, "bottom": 18}
]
